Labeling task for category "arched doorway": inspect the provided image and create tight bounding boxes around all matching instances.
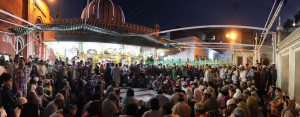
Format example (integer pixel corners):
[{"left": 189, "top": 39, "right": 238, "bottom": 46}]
[{"left": 15, "top": 36, "right": 24, "bottom": 56}]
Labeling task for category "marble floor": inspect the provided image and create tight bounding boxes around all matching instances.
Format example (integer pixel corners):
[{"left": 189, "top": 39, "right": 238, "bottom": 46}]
[{"left": 119, "top": 88, "right": 172, "bottom": 102}]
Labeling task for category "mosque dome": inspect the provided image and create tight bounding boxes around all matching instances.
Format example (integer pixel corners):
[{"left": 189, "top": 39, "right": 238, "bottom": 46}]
[{"left": 81, "top": 0, "right": 125, "bottom": 23}]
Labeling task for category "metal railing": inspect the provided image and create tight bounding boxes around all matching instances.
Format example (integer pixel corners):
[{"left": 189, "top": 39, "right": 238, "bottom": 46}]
[{"left": 145, "top": 59, "right": 232, "bottom": 66}]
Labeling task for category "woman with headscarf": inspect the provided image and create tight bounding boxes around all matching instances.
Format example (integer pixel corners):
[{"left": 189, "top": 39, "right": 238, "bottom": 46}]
[{"left": 281, "top": 99, "right": 297, "bottom": 117}]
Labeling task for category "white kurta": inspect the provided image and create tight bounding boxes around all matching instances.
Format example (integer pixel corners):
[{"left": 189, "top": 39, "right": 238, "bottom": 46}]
[
  {"left": 182, "top": 86, "right": 193, "bottom": 100},
  {"left": 204, "top": 69, "right": 212, "bottom": 82},
  {"left": 112, "top": 67, "right": 121, "bottom": 84}
]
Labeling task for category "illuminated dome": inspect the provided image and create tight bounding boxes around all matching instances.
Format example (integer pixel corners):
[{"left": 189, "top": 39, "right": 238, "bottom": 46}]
[{"left": 81, "top": 0, "right": 125, "bottom": 23}]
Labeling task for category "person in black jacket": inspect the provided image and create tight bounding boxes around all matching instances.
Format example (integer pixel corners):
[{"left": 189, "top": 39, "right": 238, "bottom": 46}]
[
  {"left": 0, "top": 73, "right": 17, "bottom": 117},
  {"left": 271, "top": 64, "right": 277, "bottom": 86},
  {"left": 20, "top": 91, "right": 40, "bottom": 117}
]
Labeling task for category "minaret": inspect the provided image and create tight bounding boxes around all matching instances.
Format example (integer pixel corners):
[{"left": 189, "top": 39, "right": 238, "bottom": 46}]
[
  {"left": 276, "top": 16, "right": 283, "bottom": 47},
  {"left": 54, "top": 1, "right": 62, "bottom": 22},
  {"left": 155, "top": 17, "right": 160, "bottom": 37}
]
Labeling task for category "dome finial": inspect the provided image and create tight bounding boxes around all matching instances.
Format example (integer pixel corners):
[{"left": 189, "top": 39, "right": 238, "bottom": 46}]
[{"left": 54, "top": 0, "right": 62, "bottom": 22}]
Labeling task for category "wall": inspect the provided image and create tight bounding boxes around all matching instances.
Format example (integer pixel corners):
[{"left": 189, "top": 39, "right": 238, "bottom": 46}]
[
  {"left": 172, "top": 36, "right": 210, "bottom": 61},
  {"left": 217, "top": 49, "right": 231, "bottom": 62},
  {"left": 277, "top": 27, "right": 300, "bottom": 103},
  {"left": 232, "top": 50, "right": 254, "bottom": 66},
  {"left": 0, "top": 0, "right": 25, "bottom": 58}
]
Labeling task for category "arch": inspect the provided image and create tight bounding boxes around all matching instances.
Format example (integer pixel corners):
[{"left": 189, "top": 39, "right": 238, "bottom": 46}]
[
  {"left": 35, "top": 16, "right": 44, "bottom": 24},
  {"left": 15, "top": 36, "right": 24, "bottom": 54}
]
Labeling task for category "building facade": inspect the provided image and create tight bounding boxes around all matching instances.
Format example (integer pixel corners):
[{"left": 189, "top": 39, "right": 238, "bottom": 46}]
[
  {"left": 277, "top": 27, "right": 300, "bottom": 104},
  {"left": 0, "top": 0, "right": 54, "bottom": 61}
]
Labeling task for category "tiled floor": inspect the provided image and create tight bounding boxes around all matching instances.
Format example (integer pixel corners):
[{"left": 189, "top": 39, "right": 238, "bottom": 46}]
[{"left": 119, "top": 88, "right": 172, "bottom": 102}]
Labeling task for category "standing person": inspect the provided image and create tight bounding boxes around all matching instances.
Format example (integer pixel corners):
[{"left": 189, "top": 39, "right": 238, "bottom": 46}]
[
  {"left": 266, "top": 66, "right": 272, "bottom": 91},
  {"left": 11, "top": 55, "right": 20, "bottom": 76},
  {"left": 260, "top": 66, "right": 267, "bottom": 94},
  {"left": 105, "top": 63, "right": 112, "bottom": 88},
  {"left": 94, "top": 63, "right": 100, "bottom": 75},
  {"left": 204, "top": 66, "right": 212, "bottom": 83},
  {"left": 14, "top": 57, "right": 30, "bottom": 97},
  {"left": 172, "top": 93, "right": 191, "bottom": 117},
  {"left": 112, "top": 64, "right": 121, "bottom": 87},
  {"left": 271, "top": 64, "right": 277, "bottom": 86},
  {"left": 231, "top": 66, "right": 239, "bottom": 84},
  {"left": 226, "top": 66, "right": 232, "bottom": 82},
  {"left": 70, "top": 61, "right": 77, "bottom": 80},
  {"left": 102, "top": 92, "right": 120, "bottom": 117},
  {"left": 0, "top": 73, "right": 17, "bottom": 117},
  {"left": 246, "top": 66, "right": 256, "bottom": 83},
  {"left": 239, "top": 66, "right": 247, "bottom": 84},
  {"left": 220, "top": 65, "right": 227, "bottom": 81},
  {"left": 99, "top": 63, "right": 105, "bottom": 78},
  {"left": 122, "top": 65, "right": 129, "bottom": 86}
]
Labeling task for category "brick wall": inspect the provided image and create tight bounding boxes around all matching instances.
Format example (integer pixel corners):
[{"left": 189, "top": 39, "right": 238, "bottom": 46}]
[{"left": 0, "top": 0, "right": 54, "bottom": 60}]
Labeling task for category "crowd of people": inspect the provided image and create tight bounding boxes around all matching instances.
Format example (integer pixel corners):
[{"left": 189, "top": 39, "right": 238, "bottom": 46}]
[{"left": 0, "top": 54, "right": 298, "bottom": 117}]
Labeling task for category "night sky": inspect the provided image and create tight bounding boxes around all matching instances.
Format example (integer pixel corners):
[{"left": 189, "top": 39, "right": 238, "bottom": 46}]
[{"left": 45, "top": 0, "right": 300, "bottom": 31}]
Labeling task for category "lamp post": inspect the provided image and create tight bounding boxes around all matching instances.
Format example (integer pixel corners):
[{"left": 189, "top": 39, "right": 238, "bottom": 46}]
[{"left": 226, "top": 33, "right": 236, "bottom": 64}]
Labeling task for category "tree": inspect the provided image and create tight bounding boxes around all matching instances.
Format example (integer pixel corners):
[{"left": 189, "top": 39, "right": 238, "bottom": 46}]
[
  {"left": 294, "top": 11, "right": 300, "bottom": 24},
  {"left": 283, "top": 18, "right": 293, "bottom": 32}
]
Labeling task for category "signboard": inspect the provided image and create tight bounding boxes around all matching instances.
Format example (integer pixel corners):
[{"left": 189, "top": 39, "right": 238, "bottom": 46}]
[{"left": 3, "top": 34, "right": 12, "bottom": 43}]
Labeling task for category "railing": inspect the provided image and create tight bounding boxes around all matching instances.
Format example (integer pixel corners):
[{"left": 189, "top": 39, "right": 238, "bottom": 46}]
[{"left": 145, "top": 59, "right": 232, "bottom": 66}]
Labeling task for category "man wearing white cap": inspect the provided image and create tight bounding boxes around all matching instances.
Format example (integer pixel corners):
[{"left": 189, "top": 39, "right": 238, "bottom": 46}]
[
  {"left": 233, "top": 93, "right": 251, "bottom": 117},
  {"left": 181, "top": 82, "right": 193, "bottom": 100},
  {"left": 42, "top": 93, "right": 65, "bottom": 117},
  {"left": 222, "top": 99, "right": 236, "bottom": 117}
]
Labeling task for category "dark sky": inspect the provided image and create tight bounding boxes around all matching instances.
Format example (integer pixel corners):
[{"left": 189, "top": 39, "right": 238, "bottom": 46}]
[{"left": 45, "top": 0, "right": 300, "bottom": 31}]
